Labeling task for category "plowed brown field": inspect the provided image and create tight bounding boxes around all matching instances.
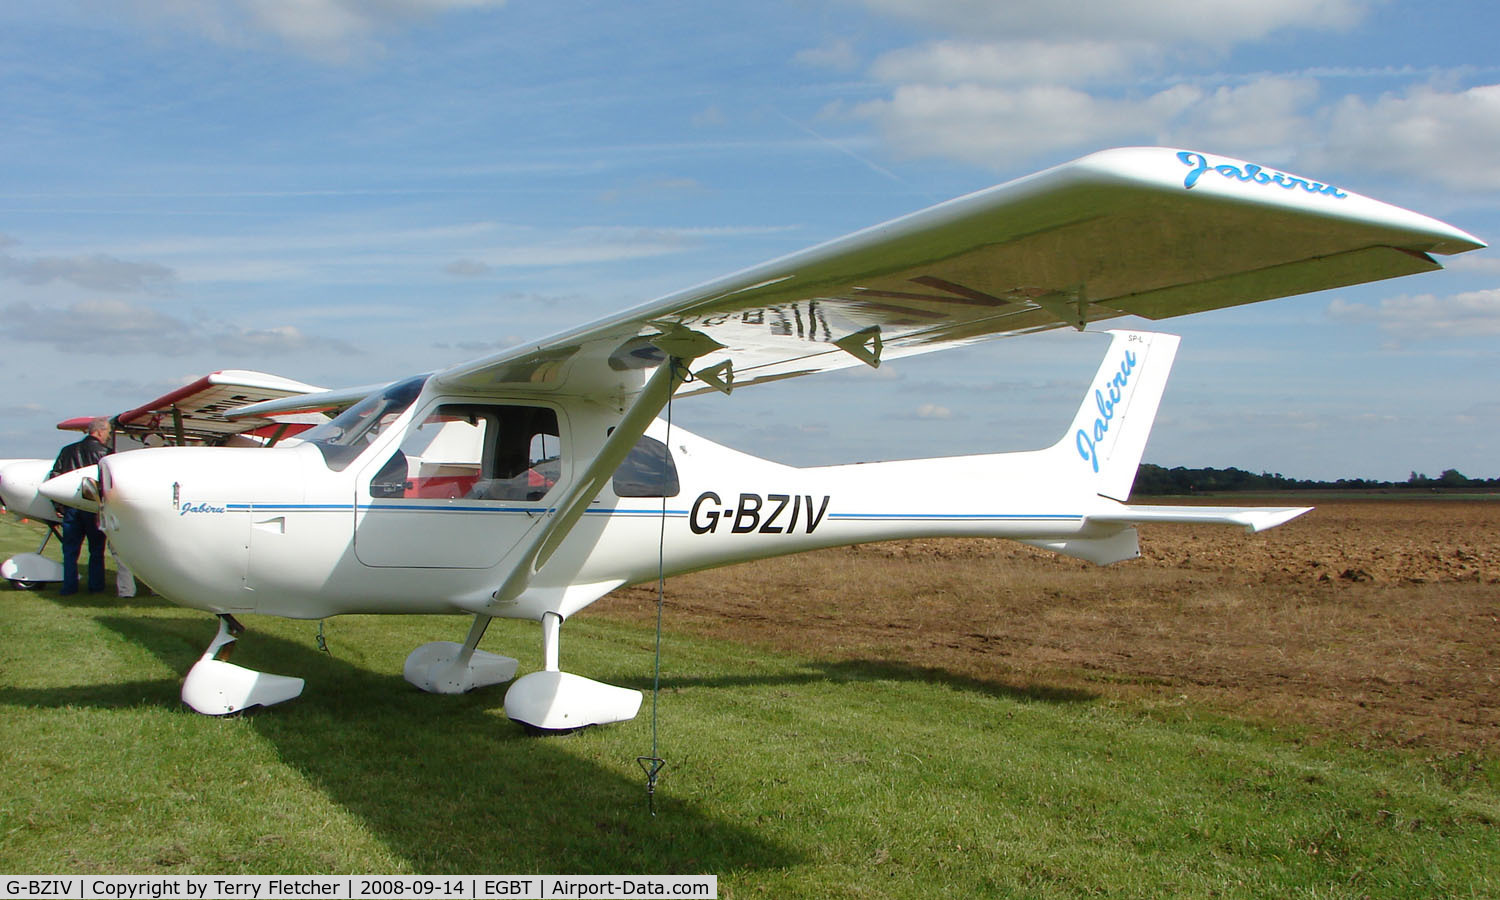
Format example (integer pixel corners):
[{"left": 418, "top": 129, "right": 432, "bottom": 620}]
[{"left": 604, "top": 497, "right": 1500, "bottom": 753}]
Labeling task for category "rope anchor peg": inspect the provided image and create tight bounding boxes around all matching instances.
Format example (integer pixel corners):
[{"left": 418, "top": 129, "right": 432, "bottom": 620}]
[{"left": 637, "top": 755, "right": 667, "bottom": 815}]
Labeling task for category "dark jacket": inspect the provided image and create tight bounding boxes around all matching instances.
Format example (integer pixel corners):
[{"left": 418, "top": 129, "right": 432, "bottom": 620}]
[{"left": 51, "top": 435, "right": 110, "bottom": 479}]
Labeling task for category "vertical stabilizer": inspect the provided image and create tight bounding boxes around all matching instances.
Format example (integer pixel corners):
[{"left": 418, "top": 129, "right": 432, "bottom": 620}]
[{"left": 1051, "top": 330, "right": 1180, "bottom": 502}]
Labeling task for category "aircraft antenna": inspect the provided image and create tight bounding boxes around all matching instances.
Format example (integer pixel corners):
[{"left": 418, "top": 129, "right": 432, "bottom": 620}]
[{"left": 638, "top": 358, "right": 689, "bottom": 815}]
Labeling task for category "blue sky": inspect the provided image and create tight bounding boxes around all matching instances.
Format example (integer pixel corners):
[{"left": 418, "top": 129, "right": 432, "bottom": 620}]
[{"left": 1, "top": 0, "right": 1497, "bottom": 480}]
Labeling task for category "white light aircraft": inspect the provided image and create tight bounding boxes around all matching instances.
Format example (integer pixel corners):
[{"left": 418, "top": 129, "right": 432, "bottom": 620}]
[
  {"left": 1, "top": 370, "right": 322, "bottom": 588},
  {"left": 74, "top": 148, "right": 1482, "bottom": 730}
]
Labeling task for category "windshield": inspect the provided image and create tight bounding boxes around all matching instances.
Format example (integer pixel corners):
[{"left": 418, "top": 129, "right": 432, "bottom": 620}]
[{"left": 300, "top": 375, "right": 427, "bottom": 471}]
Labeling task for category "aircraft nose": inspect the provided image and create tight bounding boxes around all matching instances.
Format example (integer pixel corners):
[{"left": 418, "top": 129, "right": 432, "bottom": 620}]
[
  {"left": 1, "top": 459, "right": 57, "bottom": 522},
  {"left": 97, "top": 450, "right": 186, "bottom": 550},
  {"left": 97, "top": 447, "right": 241, "bottom": 605},
  {"left": 98, "top": 452, "right": 167, "bottom": 530},
  {"left": 40, "top": 465, "right": 100, "bottom": 513},
  {"left": 99, "top": 444, "right": 309, "bottom": 611}
]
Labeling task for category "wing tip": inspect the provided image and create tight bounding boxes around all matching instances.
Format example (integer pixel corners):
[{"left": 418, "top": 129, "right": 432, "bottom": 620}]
[
  {"left": 1061, "top": 147, "right": 1485, "bottom": 255},
  {"left": 1241, "top": 506, "right": 1314, "bottom": 533}
]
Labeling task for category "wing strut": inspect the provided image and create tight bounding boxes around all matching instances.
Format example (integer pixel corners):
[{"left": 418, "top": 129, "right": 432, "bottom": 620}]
[
  {"left": 487, "top": 350, "right": 698, "bottom": 611},
  {"left": 497, "top": 355, "right": 700, "bottom": 732}
]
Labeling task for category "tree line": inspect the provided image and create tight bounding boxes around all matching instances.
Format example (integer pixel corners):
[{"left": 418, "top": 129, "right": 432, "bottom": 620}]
[{"left": 1132, "top": 465, "right": 1499, "bottom": 495}]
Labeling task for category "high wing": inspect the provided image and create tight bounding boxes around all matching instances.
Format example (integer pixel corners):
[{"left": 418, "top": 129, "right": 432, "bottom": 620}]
[
  {"left": 436, "top": 147, "right": 1481, "bottom": 399},
  {"left": 60, "top": 369, "right": 326, "bottom": 446},
  {"left": 239, "top": 146, "right": 1483, "bottom": 418}
]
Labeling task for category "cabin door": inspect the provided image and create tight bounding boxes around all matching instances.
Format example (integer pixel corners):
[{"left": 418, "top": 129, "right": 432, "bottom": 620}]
[{"left": 353, "top": 402, "right": 564, "bottom": 568}]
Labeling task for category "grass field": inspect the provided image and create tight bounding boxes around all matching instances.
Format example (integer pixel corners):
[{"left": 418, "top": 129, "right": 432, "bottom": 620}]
[{"left": 1, "top": 513, "right": 1497, "bottom": 898}]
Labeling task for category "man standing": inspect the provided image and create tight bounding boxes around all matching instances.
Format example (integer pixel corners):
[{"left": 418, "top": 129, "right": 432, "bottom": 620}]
[{"left": 51, "top": 417, "right": 112, "bottom": 595}]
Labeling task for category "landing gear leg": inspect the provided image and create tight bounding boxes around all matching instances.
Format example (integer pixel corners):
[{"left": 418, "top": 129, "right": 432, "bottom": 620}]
[
  {"left": 403, "top": 614, "right": 519, "bottom": 693},
  {"left": 504, "top": 612, "right": 642, "bottom": 732},
  {"left": 181, "top": 614, "right": 305, "bottom": 715}
]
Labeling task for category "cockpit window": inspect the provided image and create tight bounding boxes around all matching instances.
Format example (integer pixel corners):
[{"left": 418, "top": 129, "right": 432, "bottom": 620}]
[
  {"left": 302, "top": 375, "right": 427, "bottom": 471},
  {"left": 368, "top": 403, "right": 562, "bottom": 502}
]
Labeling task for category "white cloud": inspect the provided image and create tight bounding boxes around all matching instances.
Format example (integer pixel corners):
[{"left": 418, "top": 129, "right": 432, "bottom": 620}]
[
  {"left": 851, "top": 0, "right": 1369, "bottom": 44},
  {"left": 853, "top": 81, "right": 1201, "bottom": 168},
  {"left": 110, "top": 221, "right": 785, "bottom": 286},
  {"left": 856, "top": 33, "right": 1332, "bottom": 170},
  {"left": 870, "top": 40, "right": 1157, "bottom": 87},
  {"left": 842, "top": 1, "right": 1452, "bottom": 175},
  {"left": 113, "top": 0, "right": 507, "bottom": 62},
  {"left": 4, "top": 298, "right": 189, "bottom": 353},
  {"left": 2, "top": 298, "right": 354, "bottom": 356},
  {"left": 1455, "top": 401, "right": 1500, "bottom": 426},
  {"left": 1327, "top": 289, "right": 1500, "bottom": 338},
  {"left": 1314, "top": 83, "right": 1500, "bottom": 189},
  {"left": 853, "top": 41, "right": 1495, "bottom": 191},
  {"left": 796, "top": 38, "right": 860, "bottom": 72},
  {"left": 915, "top": 402, "right": 952, "bottom": 419},
  {"left": 0, "top": 244, "right": 175, "bottom": 293},
  {"left": 452, "top": 224, "right": 795, "bottom": 269},
  {"left": 438, "top": 338, "right": 520, "bottom": 353},
  {"left": 212, "top": 324, "right": 357, "bottom": 356},
  {"left": 692, "top": 105, "right": 728, "bottom": 128},
  {"left": 120, "top": 221, "right": 502, "bottom": 259},
  {"left": 1161, "top": 76, "right": 1320, "bottom": 154},
  {"left": 597, "top": 177, "right": 708, "bottom": 205},
  {"left": 444, "top": 259, "right": 491, "bottom": 278},
  {"left": 1446, "top": 254, "right": 1500, "bottom": 276},
  {"left": 78, "top": 375, "right": 210, "bottom": 399}
]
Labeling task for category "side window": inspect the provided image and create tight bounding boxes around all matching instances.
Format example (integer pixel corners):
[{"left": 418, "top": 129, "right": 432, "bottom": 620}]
[
  {"left": 369, "top": 403, "right": 561, "bottom": 502},
  {"left": 612, "top": 436, "right": 679, "bottom": 498},
  {"left": 369, "top": 450, "right": 410, "bottom": 498}
]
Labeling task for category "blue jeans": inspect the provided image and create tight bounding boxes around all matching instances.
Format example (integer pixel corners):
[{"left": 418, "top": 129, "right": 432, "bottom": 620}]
[{"left": 60, "top": 507, "right": 105, "bottom": 594}]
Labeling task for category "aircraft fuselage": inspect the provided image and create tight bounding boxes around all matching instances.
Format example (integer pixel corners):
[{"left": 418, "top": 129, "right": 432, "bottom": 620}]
[{"left": 99, "top": 391, "right": 1125, "bottom": 624}]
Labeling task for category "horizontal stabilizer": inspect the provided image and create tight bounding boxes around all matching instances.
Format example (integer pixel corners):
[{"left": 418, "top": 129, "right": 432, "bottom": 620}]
[{"left": 1090, "top": 504, "right": 1311, "bottom": 534}]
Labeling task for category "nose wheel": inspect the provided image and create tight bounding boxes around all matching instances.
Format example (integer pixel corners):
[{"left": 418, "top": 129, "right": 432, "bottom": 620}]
[
  {"left": 181, "top": 614, "right": 304, "bottom": 715},
  {"left": 2, "top": 524, "right": 64, "bottom": 590}
]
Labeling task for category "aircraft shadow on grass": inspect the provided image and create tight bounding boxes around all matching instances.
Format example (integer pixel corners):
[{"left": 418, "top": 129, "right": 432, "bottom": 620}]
[
  {"left": 5, "top": 607, "right": 1098, "bottom": 872},
  {"left": 620, "top": 658, "right": 1099, "bottom": 706},
  {"left": 36, "top": 588, "right": 174, "bottom": 611},
  {"left": 4, "top": 614, "right": 799, "bottom": 875},
  {"left": 24, "top": 580, "right": 1097, "bottom": 705}
]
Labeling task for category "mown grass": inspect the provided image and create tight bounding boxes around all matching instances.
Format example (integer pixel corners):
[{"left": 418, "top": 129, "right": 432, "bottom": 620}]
[{"left": 1, "top": 516, "right": 1496, "bottom": 897}]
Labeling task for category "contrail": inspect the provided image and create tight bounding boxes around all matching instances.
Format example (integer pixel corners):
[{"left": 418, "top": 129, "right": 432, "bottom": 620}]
[{"left": 767, "top": 106, "right": 928, "bottom": 197}]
